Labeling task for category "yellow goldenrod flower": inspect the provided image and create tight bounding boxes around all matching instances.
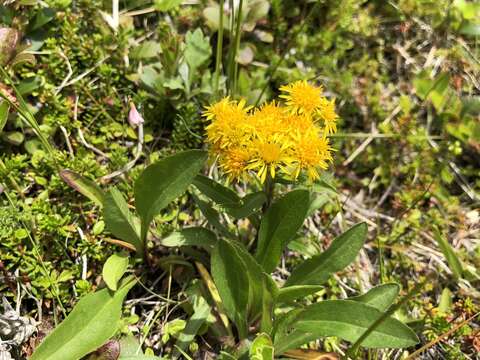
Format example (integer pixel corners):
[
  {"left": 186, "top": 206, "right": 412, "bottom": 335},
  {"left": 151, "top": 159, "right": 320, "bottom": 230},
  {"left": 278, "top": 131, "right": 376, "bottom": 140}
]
[
  {"left": 203, "top": 97, "right": 250, "bottom": 149},
  {"left": 279, "top": 80, "right": 323, "bottom": 115},
  {"left": 247, "top": 136, "right": 293, "bottom": 183},
  {"left": 203, "top": 82, "right": 339, "bottom": 184},
  {"left": 318, "top": 97, "right": 338, "bottom": 136},
  {"left": 290, "top": 131, "right": 333, "bottom": 181},
  {"left": 219, "top": 146, "right": 252, "bottom": 183}
]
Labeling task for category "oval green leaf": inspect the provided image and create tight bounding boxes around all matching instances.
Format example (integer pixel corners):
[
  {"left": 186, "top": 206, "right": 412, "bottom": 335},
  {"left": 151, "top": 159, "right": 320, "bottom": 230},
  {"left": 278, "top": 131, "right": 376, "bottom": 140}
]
[
  {"left": 223, "top": 191, "right": 267, "bottom": 219},
  {"left": 193, "top": 174, "right": 240, "bottom": 206},
  {"left": 285, "top": 222, "right": 367, "bottom": 286},
  {"left": 102, "top": 252, "right": 130, "bottom": 291},
  {"left": 31, "top": 278, "right": 137, "bottom": 360},
  {"left": 351, "top": 283, "right": 400, "bottom": 312},
  {"left": 277, "top": 285, "right": 323, "bottom": 304},
  {"left": 134, "top": 150, "right": 208, "bottom": 240},
  {"left": 60, "top": 169, "right": 105, "bottom": 206},
  {"left": 211, "top": 239, "right": 250, "bottom": 338},
  {"left": 0, "top": 100, "right": 9, "bottom": 133},
  {"left": 276, "top": 300, "right": 418, "bottom": 352},
  {"left": 161, "top": 227, "right": 217, "bottom": 249},
  {"left": 104, "top": 187, "right": 142, "bottom": 253},
  {"left": 255, "top": 189, "right": 310, "bottom": 273}
]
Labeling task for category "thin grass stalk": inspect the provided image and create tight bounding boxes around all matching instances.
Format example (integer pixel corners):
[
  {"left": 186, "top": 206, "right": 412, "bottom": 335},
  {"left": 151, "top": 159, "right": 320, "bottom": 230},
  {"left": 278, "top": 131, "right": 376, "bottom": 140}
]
[
  {"left": 231, "top": 0, "right": 244, "bottom": 97},
  {"left": 254, "top": 1, "right": 321, "bottom": 106},
  {"left": 226, "top": 0, "right": 235, "bottom": 94},
  {"left": 0, "top": 66, "right": 57, "bottom": 166},
  {"left": 214, "top": 0, "right": 225, "bottom": 97},
  {"left": 404, "top": 312, "right": 479, "bottom": 360}
]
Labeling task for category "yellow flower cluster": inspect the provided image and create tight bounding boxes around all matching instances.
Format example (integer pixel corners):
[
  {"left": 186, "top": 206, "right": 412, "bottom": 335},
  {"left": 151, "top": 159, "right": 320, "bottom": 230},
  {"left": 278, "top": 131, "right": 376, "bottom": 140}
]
[{"left": 203, "top": 81, "right": 338, "bottom": 183}]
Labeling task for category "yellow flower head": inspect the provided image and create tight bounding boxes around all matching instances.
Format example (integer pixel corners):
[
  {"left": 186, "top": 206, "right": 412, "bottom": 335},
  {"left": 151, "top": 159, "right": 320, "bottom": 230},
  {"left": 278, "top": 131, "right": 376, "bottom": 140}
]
[
  {"left": 279, "top": 80, "right": 323, "bottom": 115},
  {"left": 318, "top": 98, "right": 338, "bottom": 136},
  {"left": 203, "top": 98, "right": 251, "bottom": 149},
  {"left": 203, "top": 82, "right": 339, "bottom": 183},
  {"left": 219, "top": 146, "right": 252, "bottom": 183},
  {"left": 247, "top": 135, "right": 293, "bottom": 183}
]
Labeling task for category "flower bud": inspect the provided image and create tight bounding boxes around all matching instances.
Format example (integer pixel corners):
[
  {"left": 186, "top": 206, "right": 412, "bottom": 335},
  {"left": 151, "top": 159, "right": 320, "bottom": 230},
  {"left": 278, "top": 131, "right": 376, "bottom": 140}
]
[{"left": 128, "top": 102, "right": 144, "bottom": 127}]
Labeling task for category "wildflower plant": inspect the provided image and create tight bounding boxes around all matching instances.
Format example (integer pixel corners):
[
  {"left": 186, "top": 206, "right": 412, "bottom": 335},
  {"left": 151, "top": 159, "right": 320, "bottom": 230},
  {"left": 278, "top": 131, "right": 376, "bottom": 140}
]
[{"left": 31, "top": 82, "right": 419, "bottom": 359}]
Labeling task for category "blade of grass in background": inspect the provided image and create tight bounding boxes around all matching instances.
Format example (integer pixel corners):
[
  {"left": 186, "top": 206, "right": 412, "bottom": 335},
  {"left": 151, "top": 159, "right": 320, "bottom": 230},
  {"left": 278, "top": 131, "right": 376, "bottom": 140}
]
[
  {"left": 214, "top": 0, "right": 225, "bottom": 97},
  {"left": 0, "top": 66, "right": 57, "bottom": 165}
]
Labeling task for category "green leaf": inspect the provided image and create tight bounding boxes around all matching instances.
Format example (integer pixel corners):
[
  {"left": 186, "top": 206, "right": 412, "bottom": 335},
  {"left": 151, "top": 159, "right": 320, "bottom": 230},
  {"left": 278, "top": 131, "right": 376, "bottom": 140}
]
[
  {"left": 255, "top": 190, "right": 310, "bottom": 273},
  {"left": 285, "top": 223, "right": 367, "bottom": 286},
  {"left": 454, "top": 0, "right": 480, "bottom": 19},
  {"left": 429, "top": 74, "right": 451, "bottom": 111},
  {"left": 154, "top": 0, "right": 183, "bottom": 11},
  {"left": 59, "top": 169, "right": 105, "bottom": 206},
  {"left": 276, "top": 300, "right": 418, "bottom": 351},
  {"left": 2, "top": 131, "right": 24, "bottom": 145},
  {"left": 135, "top": 150, "right": 207, "bottom": 241},
  {"left": 277, "top": 285, "right": 323, "bottom": 304},
  {"left": 131, "top": 41, "right": 162, "bottom": 59},
  {"left": 104, "top": 187, "right": 142, "bottom": 254},
  {"left": 433, "top": 228, "right": 463, "bottom": 279},
  {"left": 223, "top": 192, "right": 267, "bottom": 219},
  {"left": 413, "top": 72, "right": 434, "bottom": 100},
  {"left": 438, "top": 288, "right": 453, "bottom": 314},
  {"left": 0, "top": 100, "right": 9, "bottom": 133},
  {"left": 249, "top": 333, "right": 274, "bottom": 360},
  {"left": 203, "top": 5, "right": 230, "bottom": 31},
  {"left": 229, "top": 240, "right": 266, "bottom": 320},
  {"left": 459, "top": 21, "right": 480, "bottom": 36},
  {"left": 260, "top": 274, "right": 277, "bottom": 333},
  {"left": 31, "top": 278, "right": 137, "bottom": 360},
  {"left": 413, "top": 72, "right": 452, "bottom": 111},
  {"left": 272, "top": 309, "right": 313, "bottom": 353},
  {"left": 161, "top": 227, "right": 217, "bottom": 249},
  {"left": 29, "top": 7, "right": 56, "bottom": 31},
  {"left": 351, "top": 284, "right": 399, "bottom": 312},
  {"left": 102, "top": 252, "right": 130, "bottom": 291},
  {"left": 118, "top": 335, "right": 164, "bottom": 359},
  {"left": 17, "top": 76, "right": 41, "bottom": 95},
  {"left": 461, "top": 96, "right": 480, "bottom": 116},
  {"left": 174, "top": 295, "right": 211, "bottom": 356},
  {"left": 184, "top": 29, "right": 211, "bottom": 70},
  {"left": 211, "top": 239, "right": 250, "bottom": 338},
  {"left": 118, "top": 335, "right": 141, "bottom": 357},
  {"left": 200, "top": 239, "right": 265, "bottom": 331},
  {"left": 192, "top": 194, "right": 233, "bottom": 238},
  {"left": 193, "top": 175, "right": 240, "bottom": 206}
]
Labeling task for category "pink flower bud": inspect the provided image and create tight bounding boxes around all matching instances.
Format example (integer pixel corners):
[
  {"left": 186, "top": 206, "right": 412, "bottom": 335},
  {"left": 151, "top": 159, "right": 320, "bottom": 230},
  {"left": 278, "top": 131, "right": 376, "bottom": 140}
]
[{"left": 128, "top": 103, "right": 144, "bottom": 127}]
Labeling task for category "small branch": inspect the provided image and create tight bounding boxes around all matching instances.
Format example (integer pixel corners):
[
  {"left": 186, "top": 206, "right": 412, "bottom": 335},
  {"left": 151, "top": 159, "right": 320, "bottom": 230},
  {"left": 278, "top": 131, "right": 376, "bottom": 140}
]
[
  {"left": 100, "top": 124, "right": 144, "bottom": 181},
  {"left": 405, "top": 312, "right": 479, "bottom": 360},
  {"left": 59, "top": 125, "right": 74, "bottom": 158},
  {"left": 54, "top": 51, "right": 73, "bottom": 95}
]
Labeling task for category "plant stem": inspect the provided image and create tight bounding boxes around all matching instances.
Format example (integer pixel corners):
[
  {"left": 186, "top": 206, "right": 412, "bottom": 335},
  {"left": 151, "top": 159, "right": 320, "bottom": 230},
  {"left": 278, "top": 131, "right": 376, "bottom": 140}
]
[
  {"left": 214, "top": 0, "right": 225, "bottom": 98},
  {"left": 231, "top": 0, "right": 244, "bottom": 98},
  {"left": 263, "top": 175, "right": 275, "bottom": 213},
  {"left": 226, "top": 0, "right": 235, "bottom": 94}
]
